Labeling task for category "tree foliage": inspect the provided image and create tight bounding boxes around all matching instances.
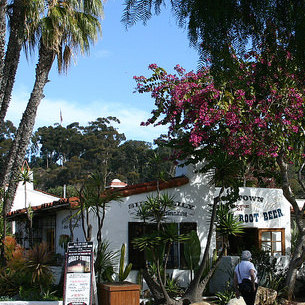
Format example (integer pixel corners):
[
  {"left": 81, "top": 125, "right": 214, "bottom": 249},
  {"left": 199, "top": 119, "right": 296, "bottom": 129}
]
[
  {"left": 19, "top": 119, "right": 174, "bottom": 192},
  {"left": 134, "top": 47, "right": 305, "bottom": 179},
  {"left": 123, "top": 0, "right": 305, "bottom": 77},
  {"left": 0, "top": 0, "right": 104, "bottom": 246},
  {"left": 133, "top": 46, "right": 305, "bottom": 299},
  {"left": 0, "top": 120, "right": 15, "bottom": 174}
]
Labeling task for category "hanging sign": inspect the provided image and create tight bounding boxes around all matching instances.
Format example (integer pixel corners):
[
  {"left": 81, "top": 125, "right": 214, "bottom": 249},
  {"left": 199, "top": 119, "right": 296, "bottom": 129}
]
[{"left": 63, "top": 241, "right": 94, "bottom": 305}]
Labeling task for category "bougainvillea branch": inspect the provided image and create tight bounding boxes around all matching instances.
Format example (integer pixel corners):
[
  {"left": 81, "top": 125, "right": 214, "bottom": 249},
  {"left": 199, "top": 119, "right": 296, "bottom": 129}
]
[{"left": 134, "top": 48, "right": 305, "bottom": 167}]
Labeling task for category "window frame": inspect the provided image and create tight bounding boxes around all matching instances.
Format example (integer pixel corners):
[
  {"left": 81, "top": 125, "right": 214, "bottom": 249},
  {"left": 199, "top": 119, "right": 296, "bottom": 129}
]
[
  {"left": 258, "top": 228, "right": 285, "bottom": 256},
  {"left": 216, "top": 227, "right": 285, "bottom": 256}
]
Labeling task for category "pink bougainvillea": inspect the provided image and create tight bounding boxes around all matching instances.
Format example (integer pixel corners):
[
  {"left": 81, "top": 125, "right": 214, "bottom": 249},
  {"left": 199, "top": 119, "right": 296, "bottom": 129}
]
[{"left": 134, "top": 48, "right": 305, "bottom": 166}]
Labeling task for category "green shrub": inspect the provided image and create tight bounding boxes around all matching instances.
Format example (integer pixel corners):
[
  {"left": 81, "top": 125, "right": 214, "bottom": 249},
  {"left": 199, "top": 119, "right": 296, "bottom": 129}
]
[
  {"left": 215, "top": 282, "right": 235, "bottom": 305},
  {"left": 0, "top": 236, "right": 28, "bottom": 296},
  {"left": 0, "top": 296, "right": 14, "bottom": 301},
  {"left": 25, "top": 242, "right": 54, "bottom": 292},
  {"left": 0, "top": 238, "right": 56, "bottom": 300},
  {"left": 252, "top": 249, "right": 287, "bottom": 293}
]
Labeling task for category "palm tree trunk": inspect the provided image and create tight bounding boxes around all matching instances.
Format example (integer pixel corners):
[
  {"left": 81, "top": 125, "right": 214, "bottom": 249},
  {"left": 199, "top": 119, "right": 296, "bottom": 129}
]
[
  {"left": 96, "top": 204, "right": 106, "bottom": 248},
  {"left": 141, "top": 267, "right": 167, "bottom": 303},
  {"left": 0, "top": 0, "right": 26, "bottom": 126},
  {"left": 69, "top": 204, "right": 74, "bottom": 242},
  {"left": 2, "top": 41, "right": 55, "bottom": 238},
  {"left": 0, "top": 0, "right": 6, "bottom": 79},
  {"left": 277, "top": 153, "right": 305, "bottom": 300}
]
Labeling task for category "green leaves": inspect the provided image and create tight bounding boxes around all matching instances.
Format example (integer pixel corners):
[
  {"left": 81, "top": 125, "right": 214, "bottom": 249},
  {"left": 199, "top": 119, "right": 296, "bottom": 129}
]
[
  {"left": 25, "top": 243, "right": 54, "bottom": 291},
  {"left": 135, "top": 193, "right": 176, "bottom": 223},
  {"left": 17, "top": 161, "right": 32, "bottom": 185},
  {"left": 95, "top": 240, "right": 119, "bottom": 283},
  {"left": 216, "top": 203, "right": 244, "bottom": 237},
  {"left": 183, "top": 230, "right": 201, "bottom": 274},
  {"left": 132, "top": 231, "right": 162, "bottom": 252}
]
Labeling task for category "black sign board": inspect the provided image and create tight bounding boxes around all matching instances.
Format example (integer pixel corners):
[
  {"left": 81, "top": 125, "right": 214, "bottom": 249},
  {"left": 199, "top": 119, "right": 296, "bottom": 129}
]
[{"left": 63, "top": 241, "right": 94, "bottom": 305}]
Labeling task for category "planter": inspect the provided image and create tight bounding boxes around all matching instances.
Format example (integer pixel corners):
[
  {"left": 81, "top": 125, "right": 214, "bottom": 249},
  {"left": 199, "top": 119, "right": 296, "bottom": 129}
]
[{"left": 98, "top": 282, "right": 140, "bottom": 305}]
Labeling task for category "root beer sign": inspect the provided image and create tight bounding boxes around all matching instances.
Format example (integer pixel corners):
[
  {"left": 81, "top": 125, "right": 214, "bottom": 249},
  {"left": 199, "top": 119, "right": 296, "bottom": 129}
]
[{"left": 63, "top": 242, "right": 94, "bottom": 305}]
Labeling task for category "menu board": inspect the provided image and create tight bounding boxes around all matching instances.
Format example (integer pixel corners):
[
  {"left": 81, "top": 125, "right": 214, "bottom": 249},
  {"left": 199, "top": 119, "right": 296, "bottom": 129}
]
[{"left": 63, "top": 242, "right": 94, "bottom": 305}]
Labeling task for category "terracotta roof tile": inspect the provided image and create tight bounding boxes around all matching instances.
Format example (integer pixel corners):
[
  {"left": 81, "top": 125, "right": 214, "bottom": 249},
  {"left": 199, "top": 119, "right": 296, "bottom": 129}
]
[
  {"left": 7, "top": 198, "right": 71, "bottom": 218},
  {"left": 114, "top": 176, "right": 189, "bottom": 197},
  {"left": 7, "top": 176, "right": 189, "bottom": 218}
]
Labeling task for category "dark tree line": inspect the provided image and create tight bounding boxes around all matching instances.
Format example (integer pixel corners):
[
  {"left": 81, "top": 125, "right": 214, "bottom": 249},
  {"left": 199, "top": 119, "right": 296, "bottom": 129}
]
[{"left": 0, "top": 117, "right": 175, "bottom": 197}]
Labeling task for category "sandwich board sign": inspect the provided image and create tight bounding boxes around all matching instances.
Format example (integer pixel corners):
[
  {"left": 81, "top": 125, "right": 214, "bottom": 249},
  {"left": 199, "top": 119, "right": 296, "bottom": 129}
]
[{"left": 63, "top": 241, "right": 94, "bottom": 305}]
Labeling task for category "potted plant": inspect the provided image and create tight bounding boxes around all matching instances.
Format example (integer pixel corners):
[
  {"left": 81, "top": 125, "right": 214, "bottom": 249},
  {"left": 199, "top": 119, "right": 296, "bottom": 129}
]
[{"left": 98, "top": 243, "right": 140, "bottom": 305}]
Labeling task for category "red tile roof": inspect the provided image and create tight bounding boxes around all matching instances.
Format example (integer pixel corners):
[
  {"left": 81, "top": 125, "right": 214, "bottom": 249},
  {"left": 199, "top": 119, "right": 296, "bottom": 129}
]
[
  {"left": 7, "top": 176, "right": 189, "bottom": 218},
  {"left": 7, "top": 196, "right": 80, "bottom": 218},
  {"left": 113, "top": 176, "right": 189, "bottom": 197}
]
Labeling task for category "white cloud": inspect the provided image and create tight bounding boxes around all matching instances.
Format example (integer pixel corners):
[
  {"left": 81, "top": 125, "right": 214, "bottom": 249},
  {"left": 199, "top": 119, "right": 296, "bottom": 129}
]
[
  {"left": 114, "top": 108, "right": 168, "bottom": 142},
  {"left": 6, "top": 89, "right": 168, "bottom": 144},
  {"left": 94, "top": 49, "right": 112, "bottom": 59}
]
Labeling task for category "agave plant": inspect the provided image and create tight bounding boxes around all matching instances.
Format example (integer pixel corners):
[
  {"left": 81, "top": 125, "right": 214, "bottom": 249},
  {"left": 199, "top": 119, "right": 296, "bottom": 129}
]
[
  {"left": 95, "top": 240, "right": 119, "bottom": 283},
  {"left": 216, "top": 203, "right": 244, "bottom": 238}
]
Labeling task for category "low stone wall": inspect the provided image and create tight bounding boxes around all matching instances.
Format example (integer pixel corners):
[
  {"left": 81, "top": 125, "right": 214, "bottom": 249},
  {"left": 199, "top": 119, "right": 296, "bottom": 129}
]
[{"left": 209, "top": 256, "right": 239, "bottom": 293}]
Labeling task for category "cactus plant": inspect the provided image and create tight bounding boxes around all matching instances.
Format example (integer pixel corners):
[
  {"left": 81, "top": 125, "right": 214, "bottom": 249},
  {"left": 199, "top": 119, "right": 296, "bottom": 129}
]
[{"left": 118, "top": 244, "right": 132, "bottom": 282}]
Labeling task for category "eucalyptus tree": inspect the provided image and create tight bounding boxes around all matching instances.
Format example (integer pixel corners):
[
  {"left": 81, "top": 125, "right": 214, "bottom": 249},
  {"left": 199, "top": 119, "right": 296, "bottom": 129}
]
[
  {"left": 1, "top": 0, "right": 104, "bottom": 239},
  {"left": 32, "top": 124, "right": 83, "bottom": 168},
  {"left": 82, "top": 117, "right": 126, "bottom": 185},
  {"left": 110, "top": 140, "right": 154, "bottom": 184}
]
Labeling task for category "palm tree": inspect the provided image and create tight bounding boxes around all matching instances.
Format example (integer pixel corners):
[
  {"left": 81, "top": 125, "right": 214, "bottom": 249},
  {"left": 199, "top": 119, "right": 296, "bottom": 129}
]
[
  {"left": 0, "top": 0, "right": 7, "bottom": 80},
  {"left": 1, "top": 0, "right": 103, "bottom": 239},
  {"left": 0, "top": 0, "right": 43, "bottom": 126}
]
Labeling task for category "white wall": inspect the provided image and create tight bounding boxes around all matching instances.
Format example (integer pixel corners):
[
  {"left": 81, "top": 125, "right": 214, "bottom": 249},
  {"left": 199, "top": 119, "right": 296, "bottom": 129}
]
[
  {"left": 233, "top": 187, "right": 290, "bottom": 229},
  {"left": 56, "top": 209, "right": 85, "bottom": 255},
  {"left": 11, "top": 181, "right": 59, "bottom": 212},
  {"left": 55, "top": 163, "right": 215, "bottom": 284},
  {"left": 296, "top": 199, "right": 305, "bottom": 210},
  {"left": 216, "top": 187, "right": 291, "bottom": 253}
]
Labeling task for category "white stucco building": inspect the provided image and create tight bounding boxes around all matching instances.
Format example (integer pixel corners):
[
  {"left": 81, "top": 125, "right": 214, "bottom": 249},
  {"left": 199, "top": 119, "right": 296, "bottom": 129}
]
[
  {"left": 7, "top": 163, "right": 299, "bottom": 287},
  {"left": 8, "top": 179, "right": 60, "bottom": 250},
  {"left": 216, "top": 187, "right": 292, "bottom": 257}
]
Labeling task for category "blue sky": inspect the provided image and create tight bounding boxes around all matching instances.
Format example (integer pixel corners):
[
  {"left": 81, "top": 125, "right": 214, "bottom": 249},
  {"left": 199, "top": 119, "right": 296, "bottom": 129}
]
[{"left": 7, "top": 0, "right": 199, "bottom": 143}]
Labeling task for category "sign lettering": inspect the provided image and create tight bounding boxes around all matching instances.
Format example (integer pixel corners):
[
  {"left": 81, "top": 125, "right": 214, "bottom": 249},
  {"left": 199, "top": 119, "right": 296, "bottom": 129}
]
[
  {"left": 238, "top": 208, "right": 284, "bottom": 223},
  {"left": 128, "top": 200, "right": 195, "bottom": 217}
]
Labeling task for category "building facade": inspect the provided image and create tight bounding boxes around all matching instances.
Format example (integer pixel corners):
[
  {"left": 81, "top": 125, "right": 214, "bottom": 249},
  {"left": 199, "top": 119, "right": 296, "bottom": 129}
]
[{"left": 8, "top": 164, "right": 297, "bottom": 287}]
